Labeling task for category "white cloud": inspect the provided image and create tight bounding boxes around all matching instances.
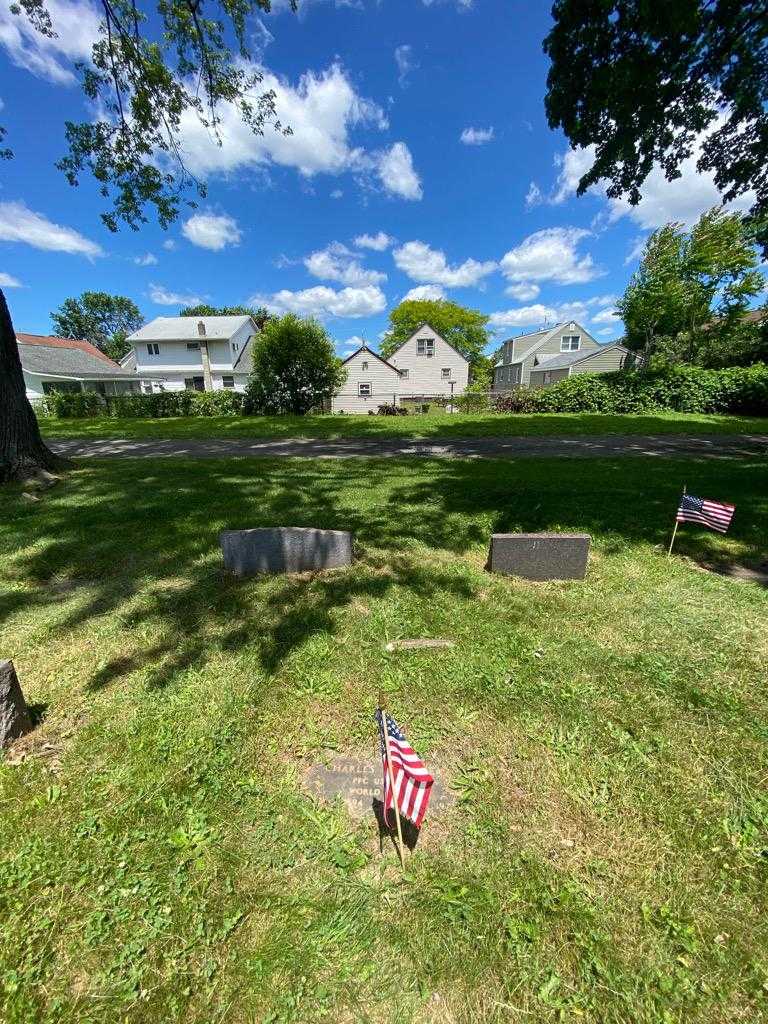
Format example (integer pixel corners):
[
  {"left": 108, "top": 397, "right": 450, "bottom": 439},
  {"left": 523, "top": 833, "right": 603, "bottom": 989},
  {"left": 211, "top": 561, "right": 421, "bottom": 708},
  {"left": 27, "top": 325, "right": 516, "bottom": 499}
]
[
  {"left": 505, "top": 282, "right": 540, "bottom": 301},
  {"left": 0, "top": 271, "right": 22, "bottom": 287},
  {"left": 394, "top": 240, "right": 496, "bottom": 287},
  {"left": 376, "top": 142, "right": 422, "bottom": 200},
  {"left": 402, "top": 284, "right": 447, "bottom": 302},
  {"left": 253, "top": 284, "right": 386, "bottom": 319},
  {"left": 354, "top": 231, "right": 394, "bottom": 251},
  {"left": 596, "top": 327, "right": 615, "bottom": 337},
  {"left": 591, "top": 307, "right": 620, "bottom": 325},
  {"left": 162, "top": 239, "right": 177, "bottom": 251},
  {"left": 149, "top": 283, "right": 203, "bottom": 306},
  {"left": 460, "top": 126, "right": 494, "bottom": 146},
  {"left": 525, "top": 182, "right": 543, "bottom": 209},
  {"left": 394, "top": 44, "right": 417, "bottom": 87},
  {"left": 488, "top": 305, "right": 558, "bottom": 330},
  {"left": 132, "top": 253, "right": 158, "bottom": 266},
  {"left": 500, "top": 228, "right": 601, "bottom": 286},
  {"left": 304, "top": 241, "right": 386, "bottom": 286},
  {"left": 546, "top": 126, "right": 755, "bottom": 230},
  {"left": 338, "top": 334, "right": 365, "bottom": 351},
  {"left": 0, "top": 0, "right": 100, "bottom": 84},
  {"left": 182, "top": 211, "right": 242, "bottom": 251},
  {"left": 421, "top": 0, "right": 474, "bottom": 8},
  {"left": 330, "top": 189, "right": 344, "bottom": 199},
  {"left": 0, "top": 200, "right": 103, "bottom": 257},
  {"left": 178, "top": 62, "right": 388, "bottom": 179}
]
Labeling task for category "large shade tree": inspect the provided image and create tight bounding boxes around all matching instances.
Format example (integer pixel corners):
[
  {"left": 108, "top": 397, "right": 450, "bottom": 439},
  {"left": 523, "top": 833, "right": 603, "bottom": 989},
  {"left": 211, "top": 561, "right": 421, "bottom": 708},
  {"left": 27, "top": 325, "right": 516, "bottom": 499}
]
[
  {"left": 544, "top": 2, "right": 768, "bottom": 255},
  {"left": 51, "top": 291, "right": 144, "bottom": 362},
  {"left": 617, "top": 208, "right": 766, "bottom": 367},
  {"left": 0, "top": 0, "right": 296, "bottom": 481}
]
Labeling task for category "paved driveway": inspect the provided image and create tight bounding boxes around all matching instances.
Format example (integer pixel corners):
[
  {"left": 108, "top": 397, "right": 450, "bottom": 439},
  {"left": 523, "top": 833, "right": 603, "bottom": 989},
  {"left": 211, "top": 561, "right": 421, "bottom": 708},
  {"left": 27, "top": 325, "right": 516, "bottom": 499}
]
[{"left": 48, "top": 434, "right": 768, "bottom": 461}]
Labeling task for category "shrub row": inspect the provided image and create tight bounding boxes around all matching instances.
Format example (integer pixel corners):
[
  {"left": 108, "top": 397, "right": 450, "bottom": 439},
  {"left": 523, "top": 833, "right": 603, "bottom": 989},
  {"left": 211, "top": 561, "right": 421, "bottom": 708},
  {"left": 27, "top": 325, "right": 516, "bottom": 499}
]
[
  {"left": 43, "top": 389, "right": 245, "bottom": 419},
  {"left": 493, "top": 364, "right": 768, "bottom": 416}
]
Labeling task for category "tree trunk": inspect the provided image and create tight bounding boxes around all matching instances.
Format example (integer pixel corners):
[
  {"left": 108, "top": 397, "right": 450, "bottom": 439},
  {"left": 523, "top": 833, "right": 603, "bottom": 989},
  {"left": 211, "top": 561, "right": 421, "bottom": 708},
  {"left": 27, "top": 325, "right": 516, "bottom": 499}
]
[{"left": 0, "top": 287, "right": 65, "bottom": 483}]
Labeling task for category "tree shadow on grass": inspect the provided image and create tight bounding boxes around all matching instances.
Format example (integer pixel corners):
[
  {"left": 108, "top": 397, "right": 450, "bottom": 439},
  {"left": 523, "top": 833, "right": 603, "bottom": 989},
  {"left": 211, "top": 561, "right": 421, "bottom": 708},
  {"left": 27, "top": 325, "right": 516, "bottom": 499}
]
[{"left": 2, "top": 454, "right": 766, "bottom": 694}]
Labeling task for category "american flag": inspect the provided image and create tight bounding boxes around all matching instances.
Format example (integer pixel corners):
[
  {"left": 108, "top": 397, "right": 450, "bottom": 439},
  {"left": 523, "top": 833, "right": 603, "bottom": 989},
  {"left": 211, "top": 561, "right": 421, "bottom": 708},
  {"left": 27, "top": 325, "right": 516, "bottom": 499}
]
[
  {"left": 376, "top": 709, "right": 434, "bottom": 828},
  {"left": 676, "top": 493, "right": 735, "bottom": 534}
]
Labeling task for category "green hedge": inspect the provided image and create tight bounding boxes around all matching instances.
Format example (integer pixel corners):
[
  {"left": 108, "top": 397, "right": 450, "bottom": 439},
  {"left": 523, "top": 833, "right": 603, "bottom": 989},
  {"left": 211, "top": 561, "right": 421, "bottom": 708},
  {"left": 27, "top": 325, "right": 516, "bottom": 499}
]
[
  {"left": 42, "top": 389, "right": 244, "bottom": 419},
  {"left": 493, "top": 365, "right": 768, "bottom": 416}
]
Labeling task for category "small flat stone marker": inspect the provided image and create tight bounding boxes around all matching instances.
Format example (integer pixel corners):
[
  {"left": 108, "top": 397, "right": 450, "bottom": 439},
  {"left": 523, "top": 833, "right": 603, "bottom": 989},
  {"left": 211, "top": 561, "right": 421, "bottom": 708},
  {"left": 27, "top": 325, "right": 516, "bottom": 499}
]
[
  {"left": 0, "top": 660, "right": 33, "bottom": 749},
  {"left": 385, "top": 638, "right": 455, "bottom": 652},
  {"left": 220, "top": 527, "right": 353, "bottom": 577},
  {"left": 304, "top": 756, "right": 455, "bottom": 820},
  {"left": 489, "top": 532, "right": 591, "bottom": 581}
]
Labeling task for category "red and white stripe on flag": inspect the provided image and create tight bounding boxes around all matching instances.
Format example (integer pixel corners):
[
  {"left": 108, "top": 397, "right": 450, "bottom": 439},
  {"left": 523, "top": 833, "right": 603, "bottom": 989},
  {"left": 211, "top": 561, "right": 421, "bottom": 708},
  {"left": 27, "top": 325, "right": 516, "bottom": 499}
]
[{"left": 378, "top": 711, "right": 434, "bottom": 828}]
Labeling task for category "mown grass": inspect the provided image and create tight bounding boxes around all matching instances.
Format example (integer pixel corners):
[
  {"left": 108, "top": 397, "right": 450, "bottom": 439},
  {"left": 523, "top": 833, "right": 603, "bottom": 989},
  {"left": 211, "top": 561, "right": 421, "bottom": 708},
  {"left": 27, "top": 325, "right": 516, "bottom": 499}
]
[
  {"left": 36, "top": 410, "right": 768, "bottom": 441},
  {"left": 1, "top": 455, "right": 767, "bottom": 1023}
]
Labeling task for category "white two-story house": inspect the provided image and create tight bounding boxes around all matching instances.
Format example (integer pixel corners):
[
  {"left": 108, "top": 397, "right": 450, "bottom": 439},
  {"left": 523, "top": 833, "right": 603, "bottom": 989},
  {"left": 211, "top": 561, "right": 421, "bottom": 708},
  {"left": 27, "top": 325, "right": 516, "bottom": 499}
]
[
  {"left": 332, "top": 323, "right": 470, "bottom": 413},
  {"left": 126, "top": 316, "right": 258, "bottom": 392},
  {"left": 493, "top": 320, "right": 629, "bottom": 391}
]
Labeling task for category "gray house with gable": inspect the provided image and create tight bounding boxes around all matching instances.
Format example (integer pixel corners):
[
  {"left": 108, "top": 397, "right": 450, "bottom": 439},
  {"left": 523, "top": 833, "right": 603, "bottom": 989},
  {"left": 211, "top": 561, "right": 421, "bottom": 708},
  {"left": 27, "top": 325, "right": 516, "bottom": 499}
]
[{"left": 493, "top": 320, "right": 629, "bottom": 391}]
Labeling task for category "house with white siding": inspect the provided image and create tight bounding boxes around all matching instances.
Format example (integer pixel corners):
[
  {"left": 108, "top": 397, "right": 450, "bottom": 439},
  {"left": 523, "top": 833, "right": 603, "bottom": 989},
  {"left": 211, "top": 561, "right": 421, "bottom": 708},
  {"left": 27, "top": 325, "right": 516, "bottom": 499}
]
[
  {"left": 127, "top": 316, "right": 257, "bottom": 392},
  {"left": 18, "top": 334, "right": 142, "bottom": 400},
  {"left": 333, "top": 323, "right": 470, "bottom": 413},
  {"left": 493, "top": 321, "right": 629, "bottom": 391}
]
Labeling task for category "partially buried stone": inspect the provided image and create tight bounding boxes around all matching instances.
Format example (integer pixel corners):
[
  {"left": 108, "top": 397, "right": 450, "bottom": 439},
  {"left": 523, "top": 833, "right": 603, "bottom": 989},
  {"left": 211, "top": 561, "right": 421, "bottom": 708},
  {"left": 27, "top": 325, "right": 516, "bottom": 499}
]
[
  {"left": 0, "top": 661, "right": 33, "bottom": 749},
  {"left": 304, "top": 755, "right": 456, "bottom": 820}
]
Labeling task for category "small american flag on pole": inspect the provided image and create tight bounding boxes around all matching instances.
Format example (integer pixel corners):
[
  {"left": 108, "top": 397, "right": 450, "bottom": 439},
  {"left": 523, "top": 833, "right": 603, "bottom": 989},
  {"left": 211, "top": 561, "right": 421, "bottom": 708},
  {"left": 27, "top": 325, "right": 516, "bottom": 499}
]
[
  {"left": 376, "top": 709, "right": 434, "bottom": 828},
  {"left": 676, "top": 493, "right": 735, "bottom": 534}
]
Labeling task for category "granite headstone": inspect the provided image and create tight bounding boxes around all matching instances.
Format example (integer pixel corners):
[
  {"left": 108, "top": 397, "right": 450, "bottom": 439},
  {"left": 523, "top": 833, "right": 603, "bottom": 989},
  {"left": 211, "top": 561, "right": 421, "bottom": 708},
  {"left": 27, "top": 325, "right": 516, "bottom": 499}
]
[
  {"left": 220, "top": 527, "right": 353, "bottom": 577},
  {"left": 489, "top": 532, "right": 590, "bottom": 581}
]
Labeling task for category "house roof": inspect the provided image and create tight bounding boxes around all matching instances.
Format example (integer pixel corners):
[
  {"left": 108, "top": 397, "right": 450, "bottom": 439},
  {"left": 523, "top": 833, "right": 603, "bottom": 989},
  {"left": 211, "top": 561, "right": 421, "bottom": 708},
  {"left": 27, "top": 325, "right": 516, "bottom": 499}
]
[
  {"left": 388, "top": 323, "right": 471, "bottom": 363},
  {"left": 340, "top": 345, "right": 401, "bottom": 374},
  {"left": 128, "top": 315, "right": 253, "bottom": 342},
  {"left": 17, "top": 334, "right": 138, "bottom": 379},
  {"left": 232, "top": 334, "right": 254, "bottom": 371},
  {"left": 530, "top": 343, "right": 629, "bottom": 373},
  {"left": 500, "top": 322, "right": 594, "bottom": 365}
]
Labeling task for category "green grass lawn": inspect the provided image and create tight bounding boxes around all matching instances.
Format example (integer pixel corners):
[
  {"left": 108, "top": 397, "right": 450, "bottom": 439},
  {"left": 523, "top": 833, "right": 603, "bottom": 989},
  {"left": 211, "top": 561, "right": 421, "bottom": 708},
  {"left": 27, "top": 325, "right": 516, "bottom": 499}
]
[
  {"left": 2, "top": 455, "right": 767, "bottom": 1022},
  {"left": 36, "top": 409, "right": 768, "bottom": 441}
]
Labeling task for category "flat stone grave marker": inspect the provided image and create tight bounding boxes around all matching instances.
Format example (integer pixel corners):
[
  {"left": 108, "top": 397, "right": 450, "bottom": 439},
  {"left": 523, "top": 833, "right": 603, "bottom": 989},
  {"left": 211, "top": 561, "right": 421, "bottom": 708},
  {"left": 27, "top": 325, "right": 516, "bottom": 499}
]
[
  {"left": 220, "top": 527, "right": 353, "bottom": 577},
  {"left": 489, "top": 532, "right": 591, "bottom": 581},
  {"left": 304, "top": 755, "right": 455, "bottom": 820}
]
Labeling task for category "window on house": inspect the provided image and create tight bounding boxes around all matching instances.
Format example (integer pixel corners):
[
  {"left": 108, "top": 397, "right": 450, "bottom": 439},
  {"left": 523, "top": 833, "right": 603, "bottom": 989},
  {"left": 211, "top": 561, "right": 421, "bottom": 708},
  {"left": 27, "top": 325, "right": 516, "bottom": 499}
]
[
  {"left": 361, "top": 361, "right": 369, "bottom": 370},
  {"left": 146, "top": 343, "right": 159, "bottom": 355},
  {"left": 184, "top": 376, "right": 205, "bottom": 392},
  {"left": 222, "top": 376, "right": 235, "bottom": 389},
  {"left": 186, "top": 342, "right": 200, "bottom": 351},
  {"left": 42, "top": 380, "right": 81, "bottom": 395},
  {"left": 441, "top": 368, "right": 451, "bottom": 379},
  {"left": 358, "top": 382, "right": 372, "bottom": 397},
  {"left": 400, "top": 368, "right": 409, "bottom": 379},
  {"left": 561, "top": 335, "right": 580, "bottom": 352},
  {"left": 417, "top": 338, "right": 435, "bottom": 356}
]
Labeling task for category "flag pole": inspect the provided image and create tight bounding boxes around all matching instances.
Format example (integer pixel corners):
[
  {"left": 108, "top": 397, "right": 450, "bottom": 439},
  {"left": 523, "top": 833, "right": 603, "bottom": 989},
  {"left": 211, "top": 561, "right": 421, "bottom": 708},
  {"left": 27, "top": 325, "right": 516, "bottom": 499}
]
[
  {"left": 667, "top": 484, "right": 686, "bottom": 558},
  {"left": 378, "top": 692, "right": 406, "bottom": 870}
]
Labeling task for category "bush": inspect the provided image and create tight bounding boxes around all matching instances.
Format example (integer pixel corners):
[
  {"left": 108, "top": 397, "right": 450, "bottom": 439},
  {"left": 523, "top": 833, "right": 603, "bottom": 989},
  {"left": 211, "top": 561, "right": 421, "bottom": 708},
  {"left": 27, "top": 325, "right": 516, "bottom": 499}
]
[
  {"left": 492, "top": 365, "right": 768, "bottom": 416},
  {"left": 42, "top": 390, "right": 105, "bottom": 418},
  {"left": 103, "top": 390, "right": 243, "bottom": 418},
  {"left": 377, "top": 404, "right": 409, "bottom": 416}
]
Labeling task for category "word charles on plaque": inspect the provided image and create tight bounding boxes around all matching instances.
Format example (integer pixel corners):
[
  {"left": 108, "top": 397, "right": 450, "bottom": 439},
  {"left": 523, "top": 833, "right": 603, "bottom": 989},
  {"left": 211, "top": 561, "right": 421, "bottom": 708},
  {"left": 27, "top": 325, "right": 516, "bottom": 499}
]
[{"left": 304, "top": 756, "right": 456, "bottom": 820}]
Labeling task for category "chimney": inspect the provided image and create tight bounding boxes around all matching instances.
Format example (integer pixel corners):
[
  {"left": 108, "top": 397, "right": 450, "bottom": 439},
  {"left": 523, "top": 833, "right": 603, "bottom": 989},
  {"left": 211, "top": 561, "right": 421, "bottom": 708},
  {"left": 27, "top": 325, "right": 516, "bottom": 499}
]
[{"left": 197, "top": 320, "right": 206, "bottom": 337}]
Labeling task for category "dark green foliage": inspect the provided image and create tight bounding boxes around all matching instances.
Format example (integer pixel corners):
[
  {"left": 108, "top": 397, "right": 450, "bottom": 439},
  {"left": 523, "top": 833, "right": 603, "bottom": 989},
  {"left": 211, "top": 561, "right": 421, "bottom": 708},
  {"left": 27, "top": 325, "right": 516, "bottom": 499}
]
[
  {"left": 380, "top": 300, "right": 490, "bottom": 365},
  {"left": 45, "top": 389, "right": 244, "bottom": 419},
  {"left": 50, "top": 291, "right": 144, "bottom": 360},
  {"left": 494, "top": 366, "right": 768, "bottom": 416},
  {"left": 179, "top": 304, "right": 271, "bottom": 330},
  {"left": 544, "top": 2, "right": 768, "bottom": 254},
  {"left": 376, "top": 404, "right": 408, "bottom": 416},
  {"left": 245, "top": 314, "right": 346, "bottom": 415},
  {"left": 41, "top": 389, "right": 106, "bottom": 418}
]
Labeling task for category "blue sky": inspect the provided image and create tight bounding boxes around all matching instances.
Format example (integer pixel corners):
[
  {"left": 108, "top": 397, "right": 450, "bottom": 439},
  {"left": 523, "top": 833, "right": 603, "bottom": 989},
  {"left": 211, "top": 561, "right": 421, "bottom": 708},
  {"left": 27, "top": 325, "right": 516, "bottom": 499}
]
[{"left": 0, "top": 0, "right": 755, "bottom": 357}]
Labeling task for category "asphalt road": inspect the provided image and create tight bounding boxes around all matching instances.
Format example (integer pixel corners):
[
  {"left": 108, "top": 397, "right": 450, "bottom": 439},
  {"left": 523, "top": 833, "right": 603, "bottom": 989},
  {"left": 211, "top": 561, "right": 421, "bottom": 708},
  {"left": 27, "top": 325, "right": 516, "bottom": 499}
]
[{"left": 48, "top": 433, "right": 768, "bottom": 461}]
